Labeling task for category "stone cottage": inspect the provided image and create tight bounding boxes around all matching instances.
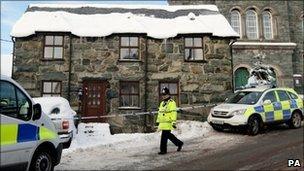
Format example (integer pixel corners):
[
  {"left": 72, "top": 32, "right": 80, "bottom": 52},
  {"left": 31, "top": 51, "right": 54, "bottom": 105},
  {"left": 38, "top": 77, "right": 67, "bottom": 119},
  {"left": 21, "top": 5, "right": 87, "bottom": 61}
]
[
  {"left": 11, "top": 4, "right": 238, "bottom": 132},
  {"left": 169, "top": 0, "right": 304, "bottom": 94}
]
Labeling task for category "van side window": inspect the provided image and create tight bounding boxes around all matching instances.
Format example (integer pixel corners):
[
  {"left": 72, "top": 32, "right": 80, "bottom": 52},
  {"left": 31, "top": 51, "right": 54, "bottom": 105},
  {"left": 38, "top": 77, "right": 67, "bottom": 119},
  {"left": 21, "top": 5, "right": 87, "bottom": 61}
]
[
  {"left": 0, "top": 81, "right": 32, "bottom": 121},
  {"left": 277, "top": 90, "right": 290, "bottom": 101},
  {"left": 262, "top": 91, "right": 277, "bottom": 102}
]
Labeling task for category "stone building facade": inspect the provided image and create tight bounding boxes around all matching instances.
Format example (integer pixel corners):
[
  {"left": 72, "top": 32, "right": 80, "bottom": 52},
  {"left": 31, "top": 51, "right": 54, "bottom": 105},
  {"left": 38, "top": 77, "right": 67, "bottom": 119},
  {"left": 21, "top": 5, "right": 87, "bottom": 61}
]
[
  {"left": 12, "top": 5, "right": 236, "bottom": 133},
  {"left": 169, "top": 0, "right": 304, "bottom": 93}
]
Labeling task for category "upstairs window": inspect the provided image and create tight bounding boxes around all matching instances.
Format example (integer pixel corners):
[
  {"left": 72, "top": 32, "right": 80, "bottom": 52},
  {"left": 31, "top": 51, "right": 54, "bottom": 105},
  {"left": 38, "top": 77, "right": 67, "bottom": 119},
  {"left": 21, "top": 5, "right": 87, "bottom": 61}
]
[
  {"left": 42, "top": 81, "right": 62, "bottom": 97},
  {"left": 230, "top": 10, "right": 242, "bottom": 37},
  {"left": 44, "top": 36, "right": 64, "bottom": 59},
  {"left": 120, "top": 36, "right": 139, "bottom": 60},
  {"left": 119, "top": 81, "right": 140, "bottom": 107},
  {"left": 262, "top": 11, "right": 273, "bottom": 39},
  {"left": 184, "top": 37, "right": 204, "bottom": 61},
  {"left": 246, "top": 10, "right": 258, "bottom": 39}
]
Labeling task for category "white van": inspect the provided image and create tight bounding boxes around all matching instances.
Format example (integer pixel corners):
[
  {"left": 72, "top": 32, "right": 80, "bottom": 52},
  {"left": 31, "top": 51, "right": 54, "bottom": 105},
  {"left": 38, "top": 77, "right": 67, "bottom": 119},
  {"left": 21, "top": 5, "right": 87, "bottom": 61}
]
[{"left": 0, "top": 75, "right": 62, "bottom": 171}]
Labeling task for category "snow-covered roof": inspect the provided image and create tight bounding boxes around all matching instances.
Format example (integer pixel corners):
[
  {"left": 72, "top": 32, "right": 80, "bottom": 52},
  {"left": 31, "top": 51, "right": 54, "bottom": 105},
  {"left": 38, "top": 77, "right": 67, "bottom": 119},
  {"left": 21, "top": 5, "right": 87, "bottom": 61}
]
[{"left": 11, "top": 4, "right": 239, "bottom": 39}]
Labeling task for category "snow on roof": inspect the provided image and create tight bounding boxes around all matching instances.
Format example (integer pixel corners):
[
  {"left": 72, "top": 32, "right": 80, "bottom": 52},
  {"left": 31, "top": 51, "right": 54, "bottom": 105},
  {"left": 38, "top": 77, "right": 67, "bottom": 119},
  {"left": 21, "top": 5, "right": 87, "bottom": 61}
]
[
  {"left": 28, "top": 4, "right": 219, "bottom": 12},
  {"left": 11, "top": 4, "right": 239, "bottom": 39},
  {"left": 233, "top": 42, "right": 297, "bottom": 46}
]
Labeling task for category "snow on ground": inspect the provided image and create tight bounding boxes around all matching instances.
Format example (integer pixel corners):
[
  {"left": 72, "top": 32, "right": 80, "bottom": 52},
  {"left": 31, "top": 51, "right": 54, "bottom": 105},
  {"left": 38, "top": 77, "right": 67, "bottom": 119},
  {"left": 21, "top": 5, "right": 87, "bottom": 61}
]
[{"left": 56, "top": 120, "right": 247, "bottom": 170}]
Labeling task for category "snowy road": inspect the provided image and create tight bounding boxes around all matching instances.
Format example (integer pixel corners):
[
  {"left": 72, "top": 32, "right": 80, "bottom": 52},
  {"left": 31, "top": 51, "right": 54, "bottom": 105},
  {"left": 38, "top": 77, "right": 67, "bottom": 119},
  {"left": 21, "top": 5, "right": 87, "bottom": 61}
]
[
  {"left": 55, "top": 121, "right": 303, "bottom": 170},
  {"left": 55, "top": 121, "right": 247, "bottom": 170}
]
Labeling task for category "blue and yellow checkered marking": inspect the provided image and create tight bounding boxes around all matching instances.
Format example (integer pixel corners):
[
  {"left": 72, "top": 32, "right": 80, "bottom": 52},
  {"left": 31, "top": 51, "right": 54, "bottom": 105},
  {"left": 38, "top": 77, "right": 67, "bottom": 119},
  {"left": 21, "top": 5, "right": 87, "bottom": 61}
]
[{"left": 250, "top": 100, "right": 301, "bottom": 122}]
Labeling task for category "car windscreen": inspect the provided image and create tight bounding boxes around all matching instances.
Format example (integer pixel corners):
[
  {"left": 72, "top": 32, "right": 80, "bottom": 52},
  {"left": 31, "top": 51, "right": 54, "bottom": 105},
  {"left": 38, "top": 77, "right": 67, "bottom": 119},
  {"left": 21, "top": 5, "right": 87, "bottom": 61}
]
[{"left": 226, "top": 91, "right": 263, "bottom": 105}]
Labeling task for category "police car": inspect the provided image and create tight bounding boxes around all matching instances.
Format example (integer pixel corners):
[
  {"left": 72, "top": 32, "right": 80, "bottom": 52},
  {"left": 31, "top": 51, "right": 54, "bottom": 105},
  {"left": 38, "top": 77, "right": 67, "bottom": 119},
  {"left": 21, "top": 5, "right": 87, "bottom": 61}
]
[
  {"left": 207, "top": 87, "right": 304, "bottom": 135},
  {"left": 0, "top": 75, "right": 62, "bottom": 170}
]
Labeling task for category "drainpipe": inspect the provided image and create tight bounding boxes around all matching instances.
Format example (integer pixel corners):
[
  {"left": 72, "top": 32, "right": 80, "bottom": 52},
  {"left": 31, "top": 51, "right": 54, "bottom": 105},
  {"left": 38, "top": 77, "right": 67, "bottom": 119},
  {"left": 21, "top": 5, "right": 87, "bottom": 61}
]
[
  {"left": 144, "top": 37, "right": 148, "bottom": 112},
  {"left": 11, "top": 37, "right": 15, "bottom": 78},
  {"left": 229, "top": 39, "right": 237, "bottom": 92},
  {"left": 68, "top": 34, "right": 72, "bottom": 101}
]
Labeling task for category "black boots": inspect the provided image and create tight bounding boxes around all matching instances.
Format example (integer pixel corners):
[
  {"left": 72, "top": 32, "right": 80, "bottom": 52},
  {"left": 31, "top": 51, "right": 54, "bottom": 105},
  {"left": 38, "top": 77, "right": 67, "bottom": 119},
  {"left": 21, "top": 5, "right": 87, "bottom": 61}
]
[
  {"left": 177, "top": 142, "right": 183, "bottom": 152},
  {"left": 158, "top": 151, "right": 167, "bottom": 155}
]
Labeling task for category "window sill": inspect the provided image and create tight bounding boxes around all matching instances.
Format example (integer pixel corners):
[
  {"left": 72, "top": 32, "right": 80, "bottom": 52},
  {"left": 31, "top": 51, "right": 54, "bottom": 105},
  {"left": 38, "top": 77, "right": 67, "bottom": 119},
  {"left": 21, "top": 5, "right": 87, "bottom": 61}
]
[
  {"left": 118, "top": 59, "right": 142, "bottom": 62},
  {"left": 184, "top": 60, "right": 208, "bottom": 63},
  {"left": 41, "top": 59, "right": 65, "bottom": 62},
  {"left": 118, "top": 107, "right": 141, "bottom": 110}
]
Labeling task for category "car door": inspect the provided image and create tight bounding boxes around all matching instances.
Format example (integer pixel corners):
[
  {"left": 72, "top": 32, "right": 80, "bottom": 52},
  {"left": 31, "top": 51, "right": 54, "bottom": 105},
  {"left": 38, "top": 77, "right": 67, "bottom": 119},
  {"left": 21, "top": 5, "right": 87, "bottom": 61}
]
[
  {"left": 276, "top": 90, "right": 292, "bottom": 120},
  {"left": 0, "top": 80, "right": 37, "bottom": 166},
  {"left": 262, "top": 90, "right": 279, "bottom": 122}
]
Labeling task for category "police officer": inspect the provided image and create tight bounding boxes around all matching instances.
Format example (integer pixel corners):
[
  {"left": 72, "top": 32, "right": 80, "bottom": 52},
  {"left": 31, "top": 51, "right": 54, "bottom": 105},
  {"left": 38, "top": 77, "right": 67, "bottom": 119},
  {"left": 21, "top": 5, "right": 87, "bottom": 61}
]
[{"left": 156, "top": 87, "right": 183, "bottom": 155}]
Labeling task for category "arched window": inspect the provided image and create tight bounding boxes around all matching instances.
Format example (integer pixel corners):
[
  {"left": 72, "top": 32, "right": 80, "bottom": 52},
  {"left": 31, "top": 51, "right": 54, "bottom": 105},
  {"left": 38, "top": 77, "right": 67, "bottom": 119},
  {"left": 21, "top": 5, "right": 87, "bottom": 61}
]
[
  {"left": 246, "top": 10, "right": 258, "bottom": 39},
  {"left": 262, "top": 11, "right": 273, "bottom": 39},
  {"left": 230, "top": 10, "right": 241, "bottom": 37}
]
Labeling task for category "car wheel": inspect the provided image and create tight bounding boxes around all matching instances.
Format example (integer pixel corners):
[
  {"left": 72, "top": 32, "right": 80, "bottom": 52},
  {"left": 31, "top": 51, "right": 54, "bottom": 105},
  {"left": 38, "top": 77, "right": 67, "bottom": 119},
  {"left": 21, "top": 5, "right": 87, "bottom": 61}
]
[
  {"left": 288, "top": 111, "right": 302, "bottom": 129},
  {"left": 30, "top": 150, "right": 54, "bottom": 171},
  {"left": 211, "top": 124, "right": 224, "bottom": 132},
  {"left": 247, "top": 116, "right": 260, "bottom": 136}
]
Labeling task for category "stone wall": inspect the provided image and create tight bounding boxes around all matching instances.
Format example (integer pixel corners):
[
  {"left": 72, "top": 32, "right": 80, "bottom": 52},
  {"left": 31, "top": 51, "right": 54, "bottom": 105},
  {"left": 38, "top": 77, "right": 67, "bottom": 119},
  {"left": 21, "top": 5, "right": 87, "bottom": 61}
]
[
  {"left": 168, "top": 0, "right": 304, "bottom": 93},
  {"left": 13, "top": 33, "right": 232, "bottom": 133}
]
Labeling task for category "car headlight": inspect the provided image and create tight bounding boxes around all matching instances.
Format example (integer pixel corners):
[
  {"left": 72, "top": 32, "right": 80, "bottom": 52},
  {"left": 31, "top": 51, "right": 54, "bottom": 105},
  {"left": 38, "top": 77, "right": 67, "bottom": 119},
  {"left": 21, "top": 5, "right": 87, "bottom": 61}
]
[{"left": 230, "top": 109, "right": 246, "bottom": 116}]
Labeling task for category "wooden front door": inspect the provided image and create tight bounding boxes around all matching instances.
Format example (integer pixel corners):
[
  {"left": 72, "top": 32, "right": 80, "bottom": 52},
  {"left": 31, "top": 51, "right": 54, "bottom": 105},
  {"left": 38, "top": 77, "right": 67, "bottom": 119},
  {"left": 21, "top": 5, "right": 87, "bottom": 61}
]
[{"left": 82, "top": 80, "right": 107, "bottom": 122}]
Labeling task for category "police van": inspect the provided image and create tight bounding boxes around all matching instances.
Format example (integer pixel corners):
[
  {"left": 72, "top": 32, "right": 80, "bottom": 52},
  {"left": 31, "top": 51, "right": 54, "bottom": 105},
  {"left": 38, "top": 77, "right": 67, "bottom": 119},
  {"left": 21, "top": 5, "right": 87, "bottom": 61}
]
[
  {"left": 208, "top": 87, "right": 304, "bottom": 135},
  {"left": 0, "top": 75, "right": 62, "bottom": 170}
]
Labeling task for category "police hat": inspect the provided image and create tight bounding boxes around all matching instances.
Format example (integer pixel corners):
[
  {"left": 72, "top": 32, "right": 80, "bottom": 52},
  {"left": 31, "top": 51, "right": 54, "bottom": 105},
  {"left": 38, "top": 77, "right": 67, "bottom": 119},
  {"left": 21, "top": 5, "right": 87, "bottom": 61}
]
[{"left": 161, "top": 87, "right": 170, "bottom": 95}]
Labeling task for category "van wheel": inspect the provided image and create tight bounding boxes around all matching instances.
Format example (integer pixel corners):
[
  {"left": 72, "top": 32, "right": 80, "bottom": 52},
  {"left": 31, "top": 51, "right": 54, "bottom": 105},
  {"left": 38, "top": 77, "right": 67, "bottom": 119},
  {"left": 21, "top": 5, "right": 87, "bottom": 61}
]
[
  {"left": 288, "top": 111, "right": 302, "bottom": 129},
  {"left": 30, "top": 150, "right": 54, "bottom": 171},
  {"left": 247, "top": 116, "right": 260, "bottom": 136}
]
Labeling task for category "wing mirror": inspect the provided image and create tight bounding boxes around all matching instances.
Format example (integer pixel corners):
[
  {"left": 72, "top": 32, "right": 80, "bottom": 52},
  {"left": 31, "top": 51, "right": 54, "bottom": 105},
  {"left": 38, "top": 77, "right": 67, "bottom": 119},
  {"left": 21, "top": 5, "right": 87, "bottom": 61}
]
[
  {"left": 263, "top": 99, "right": 272, "bottom": 105},
  {"left": 33, "top": 103, "right": 42, "bottom": 120}
]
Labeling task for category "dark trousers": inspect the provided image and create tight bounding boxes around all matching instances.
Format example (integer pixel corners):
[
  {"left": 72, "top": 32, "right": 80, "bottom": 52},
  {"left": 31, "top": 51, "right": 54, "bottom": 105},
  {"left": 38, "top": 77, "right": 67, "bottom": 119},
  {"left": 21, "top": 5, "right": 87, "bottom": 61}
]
[{"left": 160, "top": 130, "right": 183, "bottom": 153}]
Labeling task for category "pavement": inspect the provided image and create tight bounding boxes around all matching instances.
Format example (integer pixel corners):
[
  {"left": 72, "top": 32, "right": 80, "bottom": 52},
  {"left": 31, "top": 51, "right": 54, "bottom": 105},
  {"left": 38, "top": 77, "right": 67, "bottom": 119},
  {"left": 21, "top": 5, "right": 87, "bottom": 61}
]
[{"left": 157, "top": 125, "right": 304, "bottom": 170}]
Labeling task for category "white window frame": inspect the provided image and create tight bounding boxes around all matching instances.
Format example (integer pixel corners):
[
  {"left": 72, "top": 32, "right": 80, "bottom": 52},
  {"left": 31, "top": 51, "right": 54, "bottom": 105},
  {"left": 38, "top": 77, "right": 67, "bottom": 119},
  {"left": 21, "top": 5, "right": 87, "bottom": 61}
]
[
  {"left": 246, "top": 10, "right": 259, "bottom": 39},
  {"left": 262, "top": 11, "right": 273, "bottom": 39},
  {"left": 230, "top": 10, "right": 242, "bottom": 38}
]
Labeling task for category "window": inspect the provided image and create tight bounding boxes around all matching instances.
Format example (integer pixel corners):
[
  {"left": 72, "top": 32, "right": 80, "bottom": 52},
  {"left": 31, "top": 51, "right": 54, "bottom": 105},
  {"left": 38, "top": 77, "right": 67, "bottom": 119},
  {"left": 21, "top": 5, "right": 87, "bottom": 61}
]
[
  {"left": 230, "top": 10, "right": 242, "bottom": 36},
  {"left": 42, "top": 81, "right": 62, "bottom": 97},
  {"left": 44, "top": 35, "right": 64, "bottom": 59},
  {"left": 0, "top": 81, "right": 32, "bottom": 121},
  {"left": 159, "top": 82, "right": 179, "bottom": 105},
  {"left": 184, "top": 37, "right": 204, "bottom": 61},
  {"left": 246, "top": 10, "right": 258, "bottom": 39},
  {"left": 277, "top": 90, "right": 290, "bottom": 101},
  {"left": 263, "top": 91, "right": 277, "bottom": 102},
  {"left": 262, "top": 11, "right": 273, "bottom": 39},
  {"left": 120, "top": 81, "right": 140, "bottom": 107},
  {"left": 287, "top": 92, "right": 299, "bottom": 99},
  {"left": 120, "top": 36, "right": 139, "bottom": 60}
]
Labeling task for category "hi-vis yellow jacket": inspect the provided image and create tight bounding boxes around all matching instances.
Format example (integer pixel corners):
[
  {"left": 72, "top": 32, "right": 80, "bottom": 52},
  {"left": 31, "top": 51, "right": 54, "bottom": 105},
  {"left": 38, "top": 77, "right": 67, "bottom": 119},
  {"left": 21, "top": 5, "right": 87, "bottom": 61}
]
[{"left": 156, "top": 99, "right": 177, "bottom": 130}]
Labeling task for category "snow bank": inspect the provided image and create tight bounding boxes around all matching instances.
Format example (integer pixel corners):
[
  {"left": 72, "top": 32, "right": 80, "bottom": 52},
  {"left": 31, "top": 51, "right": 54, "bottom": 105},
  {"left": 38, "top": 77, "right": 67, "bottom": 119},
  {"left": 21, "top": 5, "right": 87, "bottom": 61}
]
[
  {"left": 11, "top": 5, "right": 238, "bottom": 38},
  {"left": 66, "top": 120, "right": 212, "bottom": 153}
]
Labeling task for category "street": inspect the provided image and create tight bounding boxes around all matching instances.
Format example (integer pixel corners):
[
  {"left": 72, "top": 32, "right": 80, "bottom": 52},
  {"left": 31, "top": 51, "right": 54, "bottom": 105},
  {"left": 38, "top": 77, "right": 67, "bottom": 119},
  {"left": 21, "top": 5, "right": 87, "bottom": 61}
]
[
  {"left": 158, "top": 125, "right": 304, "bottom": 170},
  {"left": 56, "top": 122, "right": 303, "bottom": 170}
]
